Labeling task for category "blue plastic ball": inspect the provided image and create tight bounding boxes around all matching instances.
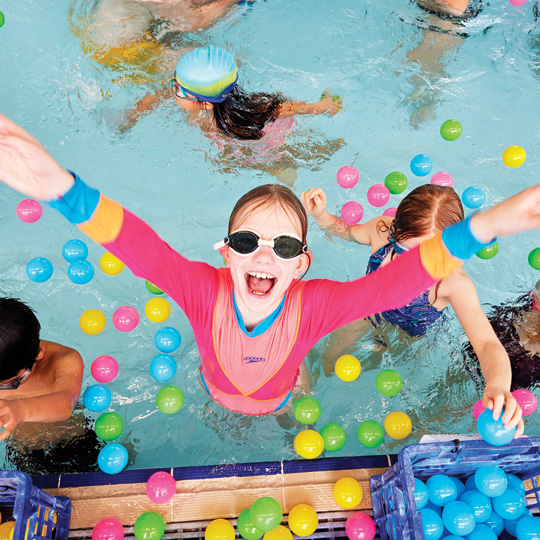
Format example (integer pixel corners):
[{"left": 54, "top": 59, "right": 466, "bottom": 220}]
[
  {"left": 154, "top": 327, "right": 181, "bottom": 353},
  {"left": 442, "top": 501, "right": 476, "bottom": 536},
  {"left": 449, "top": 477, "right": 466, "bottom": 498},
  {"left": 462, "top": 186, "right": 486, "bottom": 209},
  {"left": 68, "top": 260, "right": 94, "bottom": 284},
  {"left": 485, "top": 511, "right": 505, "bottom": 536},
  {"left": 460, "top": 490, "right": 492, "bottom": 523},
  {"left": 465, "top": 476, "right": 477, "bottom": 490},
  {"left": 83, "top": 384, "right": 112, "bottom": 412},
  {"left": 465, "top": 523, "right": 497, "bottom": 540},
  {"left": 98, "top": 443, "right": 128, "bottom": 474},
  {"left": 410, "top": 154, "right": 433, "bottom": 176},
  {"left": 62, "top": 239, "right": 88, "bottom": 262},
  {"left": 427, "top": 474, "right": 458, "bottom": 507},
  {"left": 516, "top": 515, "right": 540, "bottom": 540},
  {"left": 420, "top": 508, "right": 443, "bottom": 540},
  {"left": 149, "top": 353, "right": 177, "bottom": 382},
  {"left": 507, "top": 474, "right": 526, "bottom": 496},
  {"left": 26, "top": 257, "right": 53, "bottom": 283},
  {"left": 424, "top": 501, "right": 442, "bottom": 515},
  {"left": 414, "top": 478, "right": 429, "bottom": 510},
  {"left": 477, "top": 409, "right": 516, "bottom": 446},
  {"left": 475, "top": 466, "right": 508, "bottom": 498},
  {"left": 493, "top": 488, "right": 525, "bottom": 520}
]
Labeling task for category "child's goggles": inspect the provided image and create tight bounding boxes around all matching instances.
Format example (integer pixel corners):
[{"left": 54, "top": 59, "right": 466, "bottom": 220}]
[
  {"left": 0, "top": 368, "right": 31, "bottom": 390},
  {"left": 213, "top": 230, "right": 308, "bottom": 260}
]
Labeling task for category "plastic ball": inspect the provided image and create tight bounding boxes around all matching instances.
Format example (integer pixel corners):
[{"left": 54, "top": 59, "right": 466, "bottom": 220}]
[
  {"left": 0, "top": 11, "right": 5, "bottom": 28},
  {"left": 357, "top": 420, "right": 384, "bottom": 448},
  {"left": 146, "top": 471, "right": 176, "bottom": 504},
  {"left": 288, "top": 504, "right": 318, "bottom": 537},
  {"left": 0, "top": 521, "right": 14, "bottom": 540},
  {"left": 465, "top": 476, "right": 477, "bottom": 490},
  {"left": 333, "top": 477, "right": 363, "bottom": 509},
  {"left": 528, "top": 248, "right": 540, "bottom": 270},
  {"left": 83, "top": 384, "right": 112, "bottom": 412},
  {"left": 506, "top": 511, "right": 529, "bottom": 536},
  {"left": 383, "top": 207, "right": 397, "bottom": 218},
  {"left": 466, "top": 523, "right": 498, "bottom": 540},
  {"left": 472, "top": 399, "right": 486, "bottom": 419},
  {"left": 427, "top": 475, "right": 458, "bottom": 507},
  {"left": 440, "top": 119, "right": 462, "bottom": 141},
  {"left": 320, "top": 423, "right": 347, "bottom": 452},
  {"left": 462, "top": 186, "right": 486, "bottom": 209},
  {"left": 511, "top": 388, "right": 538, "bottom": 417},
  {"left": 384, "top": 411, "right": 412, "bottom": 440},
  {"left": 293, "top": 397, "right": 321, "bottom": 424},
  {"left": 100, "top": 252, "right": 125, "bottom": 275},
  {"left": 156, "top": 385, "right": 184, "bottom": 414},
  {"left": 204, "top": 519, "right": 234, "bottom": 540},
  {"left": 341, "top": 201, "right": 364, "bottom": 225},
  {"left": 26, "top": 257, "right": 53, "bottom": 283},
  {"left": 16, "top": 199, "right": 42, "bottom": 223},
  {"left": 134, "top": 512, "right": 165, "bottom": 540},
  {"left": 150, "top": 354, "right": 177, "bottom": 383},
  {"left": 68, "top": 260, "right": 95, "bottom": 284},
  {"left": 414, "top": 478, "right": 429, "bottom": 510},
  {"left": 95, "top": 412, "right": 124, "bottom": 441},
  {"left": 98, "top": 443, "right": 128, "bottom": 475},
  {"left": 62, "top": 239, "right": 88, "bottom": 262},
  {"left": 476, "top": 242, "right": 498, "bottom": 260},
  {"left": 506, "top": 473, "right": 526, "bottom": 496},
  {"left": 367, "top": 184, "right": 390, "bottom": 207},
  {"left": 91, "top": 355, "right": 119, "bottom": 383},
  {"left": 431, "top": 171, "right": 454, "bottom": 187},
  {"left": 80, "top": 309, "right": 107, "bottom": 335},
  {"left": 375, "top": 369, "right": 403, "bottom": 396},
  {"left": 250, "top": 497, "right": 283, "bottom": 532},
  {"left": 493, "top": 488, "right": 525, "bottom": 519},
  {"left": 294, "top": 430, "right": 324, "bottom": 459},
  {"left": 460, "top": 490, "right": 492, "bottom": 522},
  {"left": 384, "top": 172, "right": 408, "bottom": 195},
  {"left": 503, "top": 145, "right": 526, "bottom": 168},
  {"left": 516, "top": 515, "right": 540, "bottom": 540},
  {"left": 146, "top": 280, "right": 164, "bottom": 295},
  {"left": 484, "top": 511, "right": 505, "bottom": 536},
  {"left": 510, "top": 0, "right": 528, "bottom": 5},
  {"left": 475, "top": 466, "right": 508, "bottom": 498},
  {"left": 420, "top": 508, "right": 443, "bottom": 540},
  {"left": 262, "top": 525, "right": 292, "bottom": 540},
  {"left": 92, "top": 518, "right": 124, "bottom": 540},
  {"left": 477, "top": 409, "right": 516, "bottom": 446},
  {"left": 449, "top": 477, "right": 466, "bottom": 498},
  {"left": 236, "top": 509, "right": 263, "bottom": 540},
  {"left": 442, "top": 501, "right": 475, "bottom": 536},
  {"left": 337, "top": 165, "right": 359, "bottom": 188},
  {"left": 345, "top": 512, "right": 376, "bottom": 540},
  {"left": 112, "top": 305, "right": 139, "bottom": 332},
  {"left": 145, "top": 298, "right": 171, "bottom": 323},
  {"left": 335, "top": 354, "right": 361, "bottom": 381},
  {"left": 410, "top": 154, "right": 433, "bottom": 177},
  {"left": 154, "top": 327, "right": 181, "bottom": 353}
]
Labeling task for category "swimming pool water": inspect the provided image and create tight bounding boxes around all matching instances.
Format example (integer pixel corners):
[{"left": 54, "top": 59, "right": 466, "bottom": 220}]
[{"left": 0, "top": 0, "right": 539, "bottom": 472}]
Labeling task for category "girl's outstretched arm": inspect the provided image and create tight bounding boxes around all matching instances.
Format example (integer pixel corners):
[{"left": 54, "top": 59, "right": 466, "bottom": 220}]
[{"left": 278, "top": 92, "right": 342, "bottom": 118}]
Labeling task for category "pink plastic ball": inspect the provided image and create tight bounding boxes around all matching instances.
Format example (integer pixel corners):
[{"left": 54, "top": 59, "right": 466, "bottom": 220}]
[
  {"left": 472, "top": 399, "right": 486, "bottom": 420},
  {"left": 146, "top": 471, "right": 176, "bottom": 504},
  {"left": 345, "top": 512, "right": 376, "bottom": 540},
  {"left": 112, "top": 306, "right": 139, "bottom": 332},
  {"left": 337, "top": 166, "right": 359, "bottom": 189},
  {"left": 16, "top": 199, "right": 43, "bottom": 223},
  {"left": 512, "top": 388, "right": 537, "bottom": 416},
  {"left": 430, "top": 172, "right": 453, "bottom": 187},
  {"left": 341, "top": 201, "right": 364, "bottom": 225},
  {"left": 383, "top": 207, "right": 397, "bottom": 218},
  {"left": 510, "top": 0, "right": 527, "bottom": 6},
  {"left": 366, "top": 185, "right": 390, "bottom": 208},
  {"left": 91, "top": 355, "right": 119, "bottom": 383},
  {"left": 92, "top": 518, "right": 124, "bottom": 540}
]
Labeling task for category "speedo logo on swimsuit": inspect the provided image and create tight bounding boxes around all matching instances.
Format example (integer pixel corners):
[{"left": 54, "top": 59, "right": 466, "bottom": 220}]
[{"left": 243, "top": 356, "right": 266, "bottom": 364}]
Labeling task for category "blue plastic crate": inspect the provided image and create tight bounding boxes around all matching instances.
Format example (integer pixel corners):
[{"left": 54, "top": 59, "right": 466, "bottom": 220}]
[
  {"left": 370, "top": 438, "right": 540, "bottom": 540},
  {"left": 0, "top": 470, "right": 71, "bottom": 540}
]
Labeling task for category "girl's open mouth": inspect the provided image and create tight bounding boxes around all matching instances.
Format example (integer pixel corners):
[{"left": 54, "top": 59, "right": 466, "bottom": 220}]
[{"left": 245, "top": 271, "right": 276, "bottom": 296}]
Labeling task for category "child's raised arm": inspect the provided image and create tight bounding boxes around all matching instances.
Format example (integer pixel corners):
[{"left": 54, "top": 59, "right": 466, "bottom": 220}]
[{"left": 277, "top": 92, "right": 342, "bottom": 118}]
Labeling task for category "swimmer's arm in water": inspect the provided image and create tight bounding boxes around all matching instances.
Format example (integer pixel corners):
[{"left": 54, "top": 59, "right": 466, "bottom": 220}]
[
  {"left": 122, "top": 87, "right": 171, "bottom": 131},
  {"left": 277, "top": 92, "right": 342, "bottom": 118}
]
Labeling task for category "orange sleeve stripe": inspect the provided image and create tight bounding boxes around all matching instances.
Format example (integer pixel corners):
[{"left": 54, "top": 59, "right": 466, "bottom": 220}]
[
  {"left": 77, "top": 195, "right": 124, "bottom": 245},
  {"left": 419, "top": 232, "right": 463, "bottom": 279}
]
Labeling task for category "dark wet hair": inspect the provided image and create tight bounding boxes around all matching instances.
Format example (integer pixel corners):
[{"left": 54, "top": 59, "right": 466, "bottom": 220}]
[
  {"left": 213, "top": 86, "right": 285, "bottom": 140},
  {"left": 0, "top": 298, "right": 41, "bottom": 381}
]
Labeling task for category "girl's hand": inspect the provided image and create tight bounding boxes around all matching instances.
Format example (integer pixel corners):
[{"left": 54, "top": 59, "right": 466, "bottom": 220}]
[
  {"left": 319, "top": 90, "right": 343, "bottom": 116},
  {"left": 482, "top": 385, "right": 524, "bottom": 438},
  {"left": 0, "top": 113, "right": 74, "bottom": 200},
  {"left": 301, "top": 188, "right": 328, "bottom": 219}
]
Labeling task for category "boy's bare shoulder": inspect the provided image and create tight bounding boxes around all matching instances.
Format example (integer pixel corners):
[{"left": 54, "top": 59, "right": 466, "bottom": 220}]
[{"left": 41, "top": 341, "right": 84, "bottom": 373}]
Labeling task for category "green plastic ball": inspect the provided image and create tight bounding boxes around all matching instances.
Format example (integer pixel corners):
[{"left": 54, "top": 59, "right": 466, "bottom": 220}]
[
  {"left": 384, "top": 172, "right": 408, "bottom": 195},
  {"left": 237, "top": 509, "right": 264, "bottom": 540},
  {"left": 0, "top": 12, "right": 4, "bottom": 28},
  {"left": 320, "top": 423, "right": 347, "bottom": 452},
  {"left": 476, "top": 242, "right": 499, "bottom": 260},
  {"left": 145, "top": 280, "right": 164, "bottom": 295},
  {"left": 375, "top": 369, "right": 403, "bottom": 397},
  {"left": 440, "top": 119, "right": 462, "bottom": 141},
  {"left": 134, "top": 511, "right": 165, "bottom": 540},
  {"left": 156, "top": 385, "right": 184, "bottom": 414},
  {"left": 95, "top": 412, "right": 124, "bottom": 441},
  {"left": 293, "top": 396, "right": 321, "bottom": 425},
  {"left": 529, "top": 248, "right": 540, "bottom": 270},
  {"left": 357, "top": 420, "right": 384, "bottom": 448},
  {"left": 250, "top": 497, "right": 283, "bottom": 532}
]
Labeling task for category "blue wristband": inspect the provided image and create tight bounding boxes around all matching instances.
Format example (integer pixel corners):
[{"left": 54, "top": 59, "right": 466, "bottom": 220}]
[
  {"left": 441, "top": 214, "right": 497, "bottom": 260},
  {"left": 48, "top": 172, "right": 100, "bottom": 224}
]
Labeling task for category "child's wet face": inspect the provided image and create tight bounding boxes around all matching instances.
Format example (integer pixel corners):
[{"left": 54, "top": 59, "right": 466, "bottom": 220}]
[{"left": 174, "top": 94, "right": 208, "bottom": 111}]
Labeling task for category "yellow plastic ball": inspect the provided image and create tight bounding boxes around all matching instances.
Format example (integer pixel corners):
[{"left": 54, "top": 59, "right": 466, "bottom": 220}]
[
  {"left": 263, "top": 525, "right": 293, "bottom": 540},
  {"left": 0, "top": 521, "right": 15, "bottom": 540},
  {"left": 145, "top": 297, "right": 171, "bottom": 323},
  {"left": 335, "top": 355, "right": 361, "bottom": 381},
  {"left": 294, "top": 430, "right": 324, "bottom": 459},
  {"left": 502, "top": 145, "right": 526, "bottom": 168},
  {"left": 79, "top": 309, "right": 106, "bottom": 335},
  {"left": 100, "top": 252, "right": 126, "bottom": 275},
  {"left": 384, "top": 411, "right": 412, "bottom": 440},
  {"left": 288, "top": 504, "right": 318, "bottom": 537},
  {"left": 204, "top": 518, "right": 235, "bottom": 540},
  {"left": 333, "top": 477, "right": 363, "bottom": 509}
]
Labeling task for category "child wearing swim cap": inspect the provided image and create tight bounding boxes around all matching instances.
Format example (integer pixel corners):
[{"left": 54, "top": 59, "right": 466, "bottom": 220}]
[
  {"left": 302, "top": 185, "right": 525, "bottom": 428},
  {"left": 1, "top": 114, "right": 539, "bottom": 438}
]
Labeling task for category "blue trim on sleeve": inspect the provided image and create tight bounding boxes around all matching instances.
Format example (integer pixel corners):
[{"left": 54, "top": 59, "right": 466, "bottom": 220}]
[
  {"left": 232, "top": 289, "right": 286, "bottom": 337},
  {"left": 48, "top": 172, "right": 100, "bottom": 224},
  {"left": 441, "top": 215, "right": 496, "bottom": 260}
]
